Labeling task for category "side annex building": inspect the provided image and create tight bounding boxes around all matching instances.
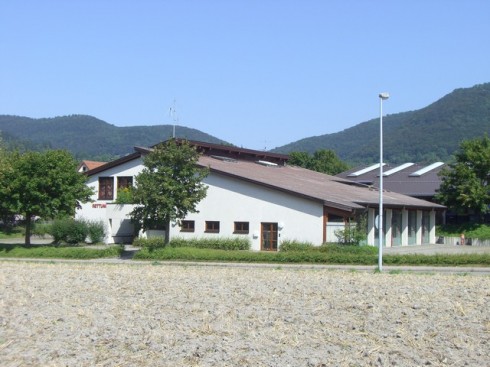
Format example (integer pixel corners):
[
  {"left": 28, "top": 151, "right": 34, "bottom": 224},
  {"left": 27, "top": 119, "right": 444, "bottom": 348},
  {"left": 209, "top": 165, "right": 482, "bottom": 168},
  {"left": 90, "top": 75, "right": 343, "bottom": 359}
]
[{"left": 76, "top": 140, "right": 445, "bottom": 250}]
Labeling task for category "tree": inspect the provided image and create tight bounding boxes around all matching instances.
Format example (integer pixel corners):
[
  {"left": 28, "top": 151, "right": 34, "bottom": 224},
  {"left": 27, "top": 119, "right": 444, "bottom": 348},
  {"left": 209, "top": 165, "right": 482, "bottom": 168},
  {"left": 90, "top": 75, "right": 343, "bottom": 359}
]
[
  {"left": 130, "top": 139, "right": 209, "bottom": 239},
  {"left": 0, "top": 150, "right": 94, "bottom": 245},
  {"left": 289, "top": 149, "right": 349, "bottom": 175},
  {"left": 436, "top": 136, "right": 490, "bottom": 220},
  {"left": 0, "top": 135, "right": 16, "bottom": 229},
  {"left": 288, "top": 151, "right": 311, "bottom": 168}
]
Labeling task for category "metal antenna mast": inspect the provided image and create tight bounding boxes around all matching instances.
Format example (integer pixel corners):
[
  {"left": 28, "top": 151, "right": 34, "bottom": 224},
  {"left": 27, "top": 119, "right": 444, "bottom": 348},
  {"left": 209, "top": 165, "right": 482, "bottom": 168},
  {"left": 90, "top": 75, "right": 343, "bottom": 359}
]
[{"left": 168, "top": 99, "right": 178, "bottom": 138}]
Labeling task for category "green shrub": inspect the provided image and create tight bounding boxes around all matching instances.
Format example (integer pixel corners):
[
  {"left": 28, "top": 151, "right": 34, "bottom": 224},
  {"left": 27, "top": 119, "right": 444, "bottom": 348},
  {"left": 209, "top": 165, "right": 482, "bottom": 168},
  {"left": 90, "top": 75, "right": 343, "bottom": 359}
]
[
  {"left": 132, "top": 246, "right": 490, "bottom": 266},
  {"left": 115, "top": 187, "right": 134, "bottom": 204},
  {"left": 31, "top": 221, "right": 52, "bottom": 237},
  {"left": 437, "top": 224, "right": 490, "bottom": 240},
  {"left": 334, "top": 223, "right": 367, "bottom": 246},
  {"left": 319, "top": 244, "right": 378, "bottom": 255},
  {"left": 132, "top": 237, "right": 166, "bottom": 251},
  {"left": 168, "top": 237, "right": 251, "bottom": 251},
  {"left": 86, "top": 220, "right": 106, "bottom": 244},
  {"left": 279, "top": 239, "right": 315, "bottom": 252},
  {"left": 132, "top": 236, "right": 251, "bottom": 252},
  {"left": 48, "top": 218, "right": 88, "bottom": 245},
  {"left": 133, "top": 246, "right": 379, "bottom": 264}
]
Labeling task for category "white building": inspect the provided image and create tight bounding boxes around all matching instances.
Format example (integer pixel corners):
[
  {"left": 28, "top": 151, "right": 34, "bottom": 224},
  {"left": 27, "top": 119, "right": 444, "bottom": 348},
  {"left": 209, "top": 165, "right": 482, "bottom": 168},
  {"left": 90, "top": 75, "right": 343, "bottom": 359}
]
[{"left": 76, "top": 141, "right": 445, "bottom": 250}]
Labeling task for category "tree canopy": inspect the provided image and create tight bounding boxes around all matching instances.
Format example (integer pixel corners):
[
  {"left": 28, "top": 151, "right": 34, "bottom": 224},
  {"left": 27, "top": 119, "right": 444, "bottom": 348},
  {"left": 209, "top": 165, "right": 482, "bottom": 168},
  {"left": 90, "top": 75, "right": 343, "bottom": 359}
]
[
  {"left": 0, "top": 149, "right": 94, "bottom": 244},
  {"left": 130, "top": 139, "right": 209, "bottom": 238},
  {"left": 436, "top": 136, "right": 490, "bottom": 219},
  {"left": 288, "top": 149, "right": 349, "bottom": 175}
]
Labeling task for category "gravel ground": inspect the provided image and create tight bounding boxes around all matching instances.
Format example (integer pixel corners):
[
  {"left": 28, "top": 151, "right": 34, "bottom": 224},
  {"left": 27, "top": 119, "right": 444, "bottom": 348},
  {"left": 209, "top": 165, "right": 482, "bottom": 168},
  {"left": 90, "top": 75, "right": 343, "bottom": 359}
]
[{"left": 1, "top": 262, "right": 489, "bottom": 367}]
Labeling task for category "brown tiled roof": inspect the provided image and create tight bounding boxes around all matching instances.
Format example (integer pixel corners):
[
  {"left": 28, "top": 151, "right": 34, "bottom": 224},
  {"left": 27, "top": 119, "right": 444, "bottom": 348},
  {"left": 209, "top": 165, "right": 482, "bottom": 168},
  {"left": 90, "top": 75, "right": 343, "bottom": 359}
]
[
  {"left": 82, "top": 160, "right": 106, "bottom": 170},
  {"left": 198, "top": 156, "right": 445, "bottom": 212},
  {"left": 84, "top": 140, "right": 445, "bottom": 212},
  {"left": 78, "top": 160, "right": 107, "bottom": 172}
]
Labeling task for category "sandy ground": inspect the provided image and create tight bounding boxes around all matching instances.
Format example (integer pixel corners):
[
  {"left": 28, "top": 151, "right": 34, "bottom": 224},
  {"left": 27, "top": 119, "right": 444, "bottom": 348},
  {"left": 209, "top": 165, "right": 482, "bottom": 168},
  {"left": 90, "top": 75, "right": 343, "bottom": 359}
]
[{"left": 0, "top": 262, "right": 489, "bottom": 367}]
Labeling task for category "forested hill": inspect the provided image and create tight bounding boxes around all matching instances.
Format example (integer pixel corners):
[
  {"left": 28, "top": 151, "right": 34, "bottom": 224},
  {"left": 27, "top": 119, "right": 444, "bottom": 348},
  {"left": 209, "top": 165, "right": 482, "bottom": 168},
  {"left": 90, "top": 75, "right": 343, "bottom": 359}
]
[
  {"left": 272, "top": 82, "right": 490, "bottom": 164},
  {"left": 2, "top": 82, "right": 489, "bottom": 164},
  {"left": 0, "top": 115, "right": 226, "bottom": 161}
]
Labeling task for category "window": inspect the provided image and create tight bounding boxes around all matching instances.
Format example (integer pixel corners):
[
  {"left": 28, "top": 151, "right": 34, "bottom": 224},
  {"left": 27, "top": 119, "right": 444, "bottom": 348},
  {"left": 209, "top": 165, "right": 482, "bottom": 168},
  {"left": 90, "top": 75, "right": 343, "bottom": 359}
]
[
  {"left": 117, "top": 176, "right": 133, "bottom": 189},
  {"left": 181, "top": 220, "right": 195, "bottom": 232},
  {"left": 205, "top": 221, "right": 220, "bottom": 233},
  {"left": 234, "top": 221, "right": 249, "bottom": 234},
  {"left": 98, "top": 177, "right": 114, "bottom": 200}
]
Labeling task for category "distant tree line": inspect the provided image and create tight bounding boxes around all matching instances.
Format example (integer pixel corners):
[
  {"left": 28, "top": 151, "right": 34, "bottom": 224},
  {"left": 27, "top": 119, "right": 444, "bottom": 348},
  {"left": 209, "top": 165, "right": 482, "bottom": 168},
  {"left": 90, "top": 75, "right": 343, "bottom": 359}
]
[{"left": 288, "top": 149, "right": 349, "bottom": 175}]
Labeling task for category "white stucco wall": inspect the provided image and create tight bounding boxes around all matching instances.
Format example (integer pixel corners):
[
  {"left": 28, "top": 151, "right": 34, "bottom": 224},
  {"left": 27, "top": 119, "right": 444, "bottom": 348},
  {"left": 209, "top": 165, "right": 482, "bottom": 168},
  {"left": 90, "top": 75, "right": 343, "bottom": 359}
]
[
  {"left": 75, "top": 158, "right": 143, "bottom": 243},
  {"left": 77, "top": 160, "right": 324, "bottom": 248},
  {"left": 170, "top": 172, "right": 325, "bottom": 250}
]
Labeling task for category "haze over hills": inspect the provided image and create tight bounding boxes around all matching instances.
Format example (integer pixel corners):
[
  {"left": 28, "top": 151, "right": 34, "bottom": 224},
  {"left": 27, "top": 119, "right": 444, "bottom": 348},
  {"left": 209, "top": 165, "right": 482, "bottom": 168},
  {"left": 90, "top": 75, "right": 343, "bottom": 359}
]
[
  {"left": 272, "top": 82, "right": 490, "bottom": 164},
  {"left": 1, "top": 82, "right": 489, "bottom": 164}
]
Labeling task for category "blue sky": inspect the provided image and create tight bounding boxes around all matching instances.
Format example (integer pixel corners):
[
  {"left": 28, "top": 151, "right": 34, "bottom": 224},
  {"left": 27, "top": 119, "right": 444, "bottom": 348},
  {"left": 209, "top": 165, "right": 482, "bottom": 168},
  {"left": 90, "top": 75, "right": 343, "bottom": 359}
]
[{"left": 1, "top": 1, "right": 489, "bottom": 150}]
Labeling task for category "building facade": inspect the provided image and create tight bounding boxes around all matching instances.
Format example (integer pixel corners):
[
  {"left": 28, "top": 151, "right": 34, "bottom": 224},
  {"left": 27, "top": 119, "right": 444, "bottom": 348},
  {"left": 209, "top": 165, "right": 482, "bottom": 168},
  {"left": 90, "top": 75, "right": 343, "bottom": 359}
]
[{"left": 76, "top": 141, "right": 445, "bottom": 249}]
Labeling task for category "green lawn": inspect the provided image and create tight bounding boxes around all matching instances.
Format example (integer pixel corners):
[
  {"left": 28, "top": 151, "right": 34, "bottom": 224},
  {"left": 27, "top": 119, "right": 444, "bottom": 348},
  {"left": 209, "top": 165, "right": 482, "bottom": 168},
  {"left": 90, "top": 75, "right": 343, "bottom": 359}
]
[
  {"left": 0, "top": 228, "right": 24, "bottom": 240},
  {"left": 0, "top": 244, "right": 123, "bottom": 259},
  {"left": 133, "top": 246, "right": 490, "bottom": 267}
]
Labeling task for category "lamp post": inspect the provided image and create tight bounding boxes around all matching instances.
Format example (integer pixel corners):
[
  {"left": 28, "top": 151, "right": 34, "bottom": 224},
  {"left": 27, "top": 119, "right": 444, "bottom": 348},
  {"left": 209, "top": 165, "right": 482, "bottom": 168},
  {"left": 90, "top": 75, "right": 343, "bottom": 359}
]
[{"left": 378, "top": 92, "right": 389, "bottom": 272}]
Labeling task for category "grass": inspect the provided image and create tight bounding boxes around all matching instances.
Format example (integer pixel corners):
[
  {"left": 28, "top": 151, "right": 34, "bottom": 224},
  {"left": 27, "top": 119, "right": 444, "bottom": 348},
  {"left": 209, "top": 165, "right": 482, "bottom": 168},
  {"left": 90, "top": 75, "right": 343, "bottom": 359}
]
[
  {"left": 0, "top": 227, "right": 24, "bottom": 239},
  {"left": 133, "top": 245, "right": 490, "bottom": 266},
  {"left": 1, "top": 234, "right": 489, "bottom": 266},
  {"left": 0, "top": 243, "right": 123, "bottom": 259}
]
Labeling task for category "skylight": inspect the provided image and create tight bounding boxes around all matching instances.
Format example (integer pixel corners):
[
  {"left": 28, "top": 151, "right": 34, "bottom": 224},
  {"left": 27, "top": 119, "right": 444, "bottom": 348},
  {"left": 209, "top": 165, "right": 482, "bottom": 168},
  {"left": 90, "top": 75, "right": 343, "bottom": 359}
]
[
  {"left": 348, "top": 163, "right": 385, "bottom": 177},
  {"left": 383, "top": 163, "right": 414, "bottom": 176},
  {"left": 409, "top": 162, "right": 444, "bottom": 177},
  {"left": 210, "top": 155, "right": 237, "bottom": 163},
  {"left": 256, "top": 160, "right": 278, "bottom": 167}
]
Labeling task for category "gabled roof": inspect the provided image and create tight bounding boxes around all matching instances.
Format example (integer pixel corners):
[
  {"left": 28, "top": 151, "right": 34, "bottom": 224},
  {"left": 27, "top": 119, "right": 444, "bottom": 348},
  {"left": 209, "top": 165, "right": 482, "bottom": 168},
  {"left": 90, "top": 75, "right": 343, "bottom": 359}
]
[
  {"left": 77, "top": 160, "right": 107, "bottom": 172},
  {"left": 85, "top": 140, "right": 445, "bottom": 213},
  {"left": 85, "top": 140, "right": 289, "bottom": 176},
  {"left": 84, "top": 151, "right": 142, "bottom": 176},
  {"left": 337, "top": 162, "right": 445, "bottom": 198},
  {"left": 198, "top": 156, "right": 444, "bottom": 212},
  {"left": 173, "top": 139, "right": 289, "bottom": 165}
]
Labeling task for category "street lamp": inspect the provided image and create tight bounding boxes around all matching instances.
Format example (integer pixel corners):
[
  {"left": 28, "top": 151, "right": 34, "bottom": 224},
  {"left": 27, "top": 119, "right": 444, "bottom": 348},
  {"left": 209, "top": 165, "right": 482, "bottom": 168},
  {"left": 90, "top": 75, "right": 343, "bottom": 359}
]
[{"left": 378, "top": 92, "right": 389, "bottom": 272}]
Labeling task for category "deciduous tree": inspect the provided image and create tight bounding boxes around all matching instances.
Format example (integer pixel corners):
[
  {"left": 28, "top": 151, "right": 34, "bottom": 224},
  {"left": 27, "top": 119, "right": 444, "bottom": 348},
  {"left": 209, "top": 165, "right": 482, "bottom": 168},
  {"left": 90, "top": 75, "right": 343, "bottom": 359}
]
[
  {"left": 130, "top": 139, "right": 208, "bottom": 240},
  {"left": 289, "top": 149, "right": 349, "bottom": 175},
  {"left": 0, "top": 150, "right": 93, "bottom": 245},
  {"left": 436, "top": 136, "right": 490, "bottom": 220}
]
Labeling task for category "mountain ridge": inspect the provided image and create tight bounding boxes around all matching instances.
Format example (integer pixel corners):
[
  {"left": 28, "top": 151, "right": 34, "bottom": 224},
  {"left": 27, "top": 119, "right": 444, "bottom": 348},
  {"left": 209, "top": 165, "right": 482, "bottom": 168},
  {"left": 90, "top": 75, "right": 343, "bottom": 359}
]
[
  {"left": 0, "top": 114, "right": 227, "bottom": 161},
  {"left": 271, "top": 82, "right": 490, "bottom": 164},
  {"left": 1, "top": 82, "right": 489, "bottom": 163}
]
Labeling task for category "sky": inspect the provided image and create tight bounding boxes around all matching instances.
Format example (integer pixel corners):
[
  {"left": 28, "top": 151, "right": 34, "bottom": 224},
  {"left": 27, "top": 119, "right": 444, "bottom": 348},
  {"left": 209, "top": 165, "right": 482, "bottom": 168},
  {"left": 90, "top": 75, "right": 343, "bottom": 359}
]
[{"left": 1, "top": 1, "right": 489, "bottom": 151}]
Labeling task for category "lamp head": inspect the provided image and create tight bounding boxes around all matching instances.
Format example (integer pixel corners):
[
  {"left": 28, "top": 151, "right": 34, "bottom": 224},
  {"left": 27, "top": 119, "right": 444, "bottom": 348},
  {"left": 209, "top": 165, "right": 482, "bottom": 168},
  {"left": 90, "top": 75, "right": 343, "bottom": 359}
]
[{"left": 379, "top": 92, "right": 390, "bottom": 100}]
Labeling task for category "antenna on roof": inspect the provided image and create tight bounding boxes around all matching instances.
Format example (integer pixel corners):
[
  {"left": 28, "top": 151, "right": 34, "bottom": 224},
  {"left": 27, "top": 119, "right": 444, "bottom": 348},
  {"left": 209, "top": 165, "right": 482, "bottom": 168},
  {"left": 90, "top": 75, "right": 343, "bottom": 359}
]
[{"left": 168, "top": 99, "right": 179, "bottom": 139}]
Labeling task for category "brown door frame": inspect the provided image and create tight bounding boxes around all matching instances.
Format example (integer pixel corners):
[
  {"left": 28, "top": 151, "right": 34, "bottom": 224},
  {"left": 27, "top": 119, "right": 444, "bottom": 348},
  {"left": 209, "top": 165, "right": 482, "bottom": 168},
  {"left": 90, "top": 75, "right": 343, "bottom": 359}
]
[{"left": 261, "top": 222, "right": 278, "bottom": 251}]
